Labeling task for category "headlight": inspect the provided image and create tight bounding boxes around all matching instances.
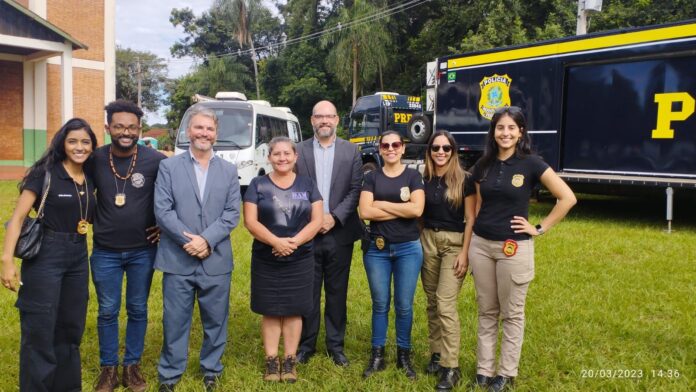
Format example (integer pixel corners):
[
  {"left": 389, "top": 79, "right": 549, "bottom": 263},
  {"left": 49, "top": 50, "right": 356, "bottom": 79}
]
[{"left": 237, "top": 160, "right": 254, "bottom": 169}]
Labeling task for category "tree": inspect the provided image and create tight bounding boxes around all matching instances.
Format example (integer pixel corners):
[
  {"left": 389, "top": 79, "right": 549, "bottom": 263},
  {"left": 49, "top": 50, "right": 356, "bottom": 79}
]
[
  {"left": 214, "top": 0, "right": 264, "bottom": 99},
  {"left": 321, "top": 0, "right": 391, "bottom": 106},
  {"left": 116, "top": 46, "right": 168, "bottom": 113},
  {"left": 166, "top": 57, "right": 252, "bottom": 127}
]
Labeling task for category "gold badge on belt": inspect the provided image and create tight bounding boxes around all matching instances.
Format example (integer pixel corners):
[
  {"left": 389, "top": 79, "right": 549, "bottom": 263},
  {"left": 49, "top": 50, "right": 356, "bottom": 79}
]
[
  {"left": 502, "top": 239, "right": 518, "bottom": 257},
  {"left": 375, "top": 236, "right": 386, "bottom": 250}
]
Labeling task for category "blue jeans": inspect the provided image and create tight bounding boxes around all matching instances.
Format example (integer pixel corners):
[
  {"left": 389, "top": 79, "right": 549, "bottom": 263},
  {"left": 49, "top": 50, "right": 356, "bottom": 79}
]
[
  {"left": 363, "top": 239, "right": 423, "bottom": 349},
  {"left": 90, "top": 247, "right": 156, "bottom": 366}
]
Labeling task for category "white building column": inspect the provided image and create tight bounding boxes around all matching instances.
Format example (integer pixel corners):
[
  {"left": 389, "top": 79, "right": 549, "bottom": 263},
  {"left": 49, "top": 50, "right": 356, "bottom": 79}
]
[{"left": 61, "top": 40, "right": 73, "bottom": 122}]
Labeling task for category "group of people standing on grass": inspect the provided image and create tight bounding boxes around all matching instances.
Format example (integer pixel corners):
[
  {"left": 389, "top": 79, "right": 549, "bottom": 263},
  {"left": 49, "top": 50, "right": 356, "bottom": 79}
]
[{"left": 1, "top": 97, "right": 575, "bottom": 392}]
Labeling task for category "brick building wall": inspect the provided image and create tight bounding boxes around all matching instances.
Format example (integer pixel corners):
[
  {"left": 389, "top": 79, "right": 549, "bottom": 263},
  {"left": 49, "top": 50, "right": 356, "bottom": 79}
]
[
  {"left": 48, "top": 0, "right": 104, "bottom": 62},
  {"left": 0, "top": 61, "right": 24, "bottom": 161},
  {"left": 47, "top": 66, "right": 106, "bottom": 144}
]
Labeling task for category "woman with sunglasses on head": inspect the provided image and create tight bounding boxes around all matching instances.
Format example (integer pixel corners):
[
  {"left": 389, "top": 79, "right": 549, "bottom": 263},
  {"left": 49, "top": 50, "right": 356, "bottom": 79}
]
[
  {"left": 359, "top": 131, "right": 425, "bottom": 381},
  {"left": 420, "top": 131, "right": 476, "bottom": 391},
  {"left": 469, "top": 107, "right": 576, "bottom": 392},
  {"left": 1, "top": 118, "right": 97, "bottom": 391}
]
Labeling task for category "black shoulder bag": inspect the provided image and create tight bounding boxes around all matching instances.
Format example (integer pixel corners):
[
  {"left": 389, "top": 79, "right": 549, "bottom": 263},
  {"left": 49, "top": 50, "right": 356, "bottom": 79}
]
[{"left": 10, "top": 171, "right": 51, "bottom": 260}]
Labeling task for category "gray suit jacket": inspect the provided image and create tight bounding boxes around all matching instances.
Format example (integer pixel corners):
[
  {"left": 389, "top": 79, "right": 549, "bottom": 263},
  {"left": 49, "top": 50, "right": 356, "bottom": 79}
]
[
  {"left": 154, "top": 151, "right": 241, "bottom": 275},
  {"left": 296, "top": 137, "right": 363, "bottom": 245}
]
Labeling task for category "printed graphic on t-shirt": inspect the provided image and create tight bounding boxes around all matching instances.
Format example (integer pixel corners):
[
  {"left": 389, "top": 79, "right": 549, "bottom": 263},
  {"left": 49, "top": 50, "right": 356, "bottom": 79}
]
[{"left": 131, "top": 173, "right": 145, "bottom": 188}]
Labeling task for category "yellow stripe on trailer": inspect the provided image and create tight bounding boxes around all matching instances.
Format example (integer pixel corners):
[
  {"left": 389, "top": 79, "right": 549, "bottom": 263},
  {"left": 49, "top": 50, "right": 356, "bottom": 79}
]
[
  {"left": 350, "top": 136, "right": 379, "bottom": 144},
  {"left": 448, "top": 22, "right": 696, "bottom": 69}
]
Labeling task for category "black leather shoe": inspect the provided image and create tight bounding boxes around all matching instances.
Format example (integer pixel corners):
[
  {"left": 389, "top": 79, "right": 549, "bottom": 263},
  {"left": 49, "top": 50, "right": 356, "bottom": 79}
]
[
  {"left": 362, "top": 346, "right": 386, "bottom": 378},
  {"left": 203, "top": 376, "right": 218, "bottom": 392},
  {"left": 425, "top": 353, "right": 441, "bottom": 375},
  {"left": 295, "top": 350, "right": 315, "bottom": 364},
  {"left": 396, "top": 346, "right": 417, "bottom": 380},
  {"left": 436, "top": 367, "right": 461, "bottom": 391},
  {"left": 158, "top": 383, "right": 176, "bottom": 392},
  {"left": 489, "top": 375, "right": 514, "bottom": 392},
  {"left": 475, "top": 374, "right": 492, "bottom": 387},
  {"left": 328, "top": 350, "right": 350, "bottom": 367}
]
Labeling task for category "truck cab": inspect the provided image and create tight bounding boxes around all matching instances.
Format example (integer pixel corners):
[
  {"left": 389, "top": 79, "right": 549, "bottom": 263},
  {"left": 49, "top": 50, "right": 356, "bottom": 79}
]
[{"left": 346, "top": 92, "right": 430, "bottom": 173}]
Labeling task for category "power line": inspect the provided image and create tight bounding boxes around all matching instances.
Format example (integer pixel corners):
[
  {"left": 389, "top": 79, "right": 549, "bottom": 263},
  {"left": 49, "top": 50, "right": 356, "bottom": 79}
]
[{"left": 130, "top": 0, "right": 428, "bottom": 68}]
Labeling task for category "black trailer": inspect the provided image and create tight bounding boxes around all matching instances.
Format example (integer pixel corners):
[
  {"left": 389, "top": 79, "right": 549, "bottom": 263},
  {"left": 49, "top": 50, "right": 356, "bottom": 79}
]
[{"left": 433, "top": 20, "right": 696, "bottom": 196}]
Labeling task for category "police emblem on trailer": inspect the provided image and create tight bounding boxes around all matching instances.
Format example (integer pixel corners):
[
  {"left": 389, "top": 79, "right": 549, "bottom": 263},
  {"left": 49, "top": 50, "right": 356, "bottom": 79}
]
[{"left": 479, "top": 74, "right": 512, "bottom": 120}]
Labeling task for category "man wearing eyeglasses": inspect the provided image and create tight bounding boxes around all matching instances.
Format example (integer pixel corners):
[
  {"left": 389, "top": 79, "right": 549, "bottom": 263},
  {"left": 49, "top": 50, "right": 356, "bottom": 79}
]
[
  {"left": 294, "top": 100, "right": 363, "bottom": 367},
  {"left": 91, "top": 100, "right": 166, "bottom": 392}
]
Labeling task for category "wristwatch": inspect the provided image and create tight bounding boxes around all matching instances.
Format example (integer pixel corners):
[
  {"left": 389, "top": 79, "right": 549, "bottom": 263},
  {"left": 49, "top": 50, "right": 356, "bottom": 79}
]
[{"left": 535, "top": 224, "right": 545, "bottom": 235}]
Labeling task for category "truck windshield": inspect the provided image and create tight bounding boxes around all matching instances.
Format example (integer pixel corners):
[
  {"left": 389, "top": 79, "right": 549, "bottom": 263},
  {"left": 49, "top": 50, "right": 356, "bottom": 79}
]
[
  {"left": 176, "top": 107, "right": 253, "bottom": 149},
  {"left": 349, "top": 112, "right": 380, "bottom": 138}
]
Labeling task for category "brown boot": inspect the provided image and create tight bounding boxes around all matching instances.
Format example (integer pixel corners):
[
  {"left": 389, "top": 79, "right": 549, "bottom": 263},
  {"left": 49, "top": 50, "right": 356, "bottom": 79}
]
[
  {"left": 281, "top": 355, "right": 298, "bottom": 383},
  {"left": 95, "top": 366, "right": 119, "bottom": 392},
  {"left": 263, "top": 356, "right": 281, "bottom": 382},
  {"left": 122, "top": 363, "right": 148, "bottom": 392}
]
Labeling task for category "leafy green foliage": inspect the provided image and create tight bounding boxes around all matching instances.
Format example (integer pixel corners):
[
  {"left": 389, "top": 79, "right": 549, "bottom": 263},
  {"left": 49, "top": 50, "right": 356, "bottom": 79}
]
[
  {"left": 116, "top": 46, "right": 168, "bottom": 113},
  {"left": 165, "top": 0, "right": 696, "bottom": 127},
  {"left": 165, "top": 57, "right": 252, "bottom": 127}
]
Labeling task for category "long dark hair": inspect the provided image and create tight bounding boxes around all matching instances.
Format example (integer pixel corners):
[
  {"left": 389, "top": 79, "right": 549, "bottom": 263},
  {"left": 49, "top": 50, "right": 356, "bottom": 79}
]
[
  {"left": 476, "top": 107, "right": 533, "bottom": 179},
  {"left": 424, "top": 131, "right": 467, "bottom": 209},
  {"left": 20, "top": 118, "right": 97, "bottom": 190}
]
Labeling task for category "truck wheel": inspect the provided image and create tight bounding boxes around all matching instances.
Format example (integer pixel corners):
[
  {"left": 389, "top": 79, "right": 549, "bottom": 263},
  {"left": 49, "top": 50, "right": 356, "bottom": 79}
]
[
  {"left": 362, "top": 162, "right": 378, "bottom": 175},
  {"left": 407, "top": 115, "right": 432, "bottom": 144}
]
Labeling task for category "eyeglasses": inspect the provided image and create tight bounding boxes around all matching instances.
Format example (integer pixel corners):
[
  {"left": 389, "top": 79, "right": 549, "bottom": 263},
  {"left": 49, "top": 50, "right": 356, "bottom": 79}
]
[
  {"left": 494, "top": 106, "right": 522, "bottom": 115},
  {"left": 380, "top": 141, "right": 403, "bottom": 150},
  {"left": 430, "top": 144, "right": 453, "bottom": 153},
  {"left": 110, "top": 124, "right": 141, "bottom": 133},
  {"left": 312, "top": 114, "right": 338, "bottom": 120}
]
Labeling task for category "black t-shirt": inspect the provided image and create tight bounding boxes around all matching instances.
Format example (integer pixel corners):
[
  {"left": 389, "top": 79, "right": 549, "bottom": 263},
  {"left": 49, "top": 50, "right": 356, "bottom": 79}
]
[
  {"left": 472, "top": 155, "right": 549, "bottom": 241},
  {"left": 422, "top": 174, "right": 475, "bottom": 232},
  {"left": 362, "top": 168, "right": 424, "bottom": 243},
  {"left": 22, "top": 164, "right": 96, "bottom": 233},
  {"left": 92, "top": 145, "right": 166, "bottom": 250},
  {"left": 244, "top": 174, "right": 322, "bottom": 261}
]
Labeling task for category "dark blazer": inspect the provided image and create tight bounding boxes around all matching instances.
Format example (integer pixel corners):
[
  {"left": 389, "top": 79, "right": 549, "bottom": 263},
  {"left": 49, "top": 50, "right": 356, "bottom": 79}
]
[
  {"left": 296, "top": 137, "right": 363, "bottom": 245},
  {"left": 154, "top": 151, "right": 241, "bottom": 275}
]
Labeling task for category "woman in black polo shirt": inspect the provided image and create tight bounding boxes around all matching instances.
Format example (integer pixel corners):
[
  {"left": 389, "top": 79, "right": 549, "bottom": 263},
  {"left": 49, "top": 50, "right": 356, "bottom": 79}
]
[
  {"left": 1, "top": 118, "right": 97, "bottom": 391},
  {"left": 359, "top": 131, "right": 425, "bottom": 380},
  {"left": 469, "top": 107, "right": 576, "bottom": 392},
  {"left": 420, "top": 131, "right": 476, "bottom": 391}
]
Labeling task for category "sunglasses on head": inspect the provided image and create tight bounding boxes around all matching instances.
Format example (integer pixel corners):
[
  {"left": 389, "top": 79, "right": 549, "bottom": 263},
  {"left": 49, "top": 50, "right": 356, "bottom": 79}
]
[
  {"left": 380, "top": 141, "right": 403, "bottom": 150},
  {"left": 494, "top": 106, "right": 522, "bottom": 115},
  {"left": 430, "top": 144, "right": 453, "bottom": 153}
]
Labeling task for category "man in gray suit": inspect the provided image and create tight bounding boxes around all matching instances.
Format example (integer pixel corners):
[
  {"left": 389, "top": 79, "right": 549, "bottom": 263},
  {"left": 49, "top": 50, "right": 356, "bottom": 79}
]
[
  {"left": 295, "top": 100, "right": 363, "bottom": 366},
  {"left": 153, "top": 107, "right": 241, "bottom": 391}
]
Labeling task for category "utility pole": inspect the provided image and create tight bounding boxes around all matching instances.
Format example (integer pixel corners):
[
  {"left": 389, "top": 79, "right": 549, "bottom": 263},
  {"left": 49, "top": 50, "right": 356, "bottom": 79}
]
[
  {"left": 577, "top": 0, "right": 603, "bottom": 35},
  {"left": 576, "top": 0, "right": 587, "bottom": 35},
  {"left": 136, "top": 57, "right": 142, "bottom": 108}
]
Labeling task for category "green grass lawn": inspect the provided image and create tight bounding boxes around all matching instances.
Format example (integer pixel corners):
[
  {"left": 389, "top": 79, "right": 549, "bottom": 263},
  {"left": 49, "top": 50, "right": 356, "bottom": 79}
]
[{"left": 0, "top": 180, "right": 694, "bottom": 391}]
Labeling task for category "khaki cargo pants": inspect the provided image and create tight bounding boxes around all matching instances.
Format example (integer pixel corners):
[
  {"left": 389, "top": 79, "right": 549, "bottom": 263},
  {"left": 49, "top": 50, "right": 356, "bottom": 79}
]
[
  {"left": 469, "top": 233, "right": 535, "bottom": 378},
  {"left": 420, "top": 228, "right": 465, "bottom": 368}
]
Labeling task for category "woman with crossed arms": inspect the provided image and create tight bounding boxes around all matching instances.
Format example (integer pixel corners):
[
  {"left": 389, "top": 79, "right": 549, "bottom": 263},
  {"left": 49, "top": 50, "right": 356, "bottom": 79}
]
[{"left": 359, "top": 131, "right": 425, "bottom": 381}]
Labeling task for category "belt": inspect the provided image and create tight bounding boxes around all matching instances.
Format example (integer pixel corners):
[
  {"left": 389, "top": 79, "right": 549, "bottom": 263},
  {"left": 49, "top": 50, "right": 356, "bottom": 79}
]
[{"left": 44, "top": 228, "right": 86, "bottom": 243}]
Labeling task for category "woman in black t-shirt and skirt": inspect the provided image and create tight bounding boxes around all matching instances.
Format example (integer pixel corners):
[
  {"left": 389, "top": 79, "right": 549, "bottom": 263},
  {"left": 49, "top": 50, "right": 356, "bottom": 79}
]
[
  {"left": 420, "top": 131, "right": 476, "bottom": 390},
  {"left": 469, "top": 107, "right": 576, "bottom": 391},
  {"left": 359, "top": 131, "right": 425, "bottom": 380},
  {"left": 1, "top": 118, "right": 97, "bottom": 391},
  {"left": 243, "top": 137, "right": 323, "bottom": 383}
]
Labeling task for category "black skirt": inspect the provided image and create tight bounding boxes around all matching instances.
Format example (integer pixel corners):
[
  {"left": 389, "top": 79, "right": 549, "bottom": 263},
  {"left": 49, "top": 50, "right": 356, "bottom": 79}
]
[{"left": 250, "top": 248, "right": 314, "bottom": 316}]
